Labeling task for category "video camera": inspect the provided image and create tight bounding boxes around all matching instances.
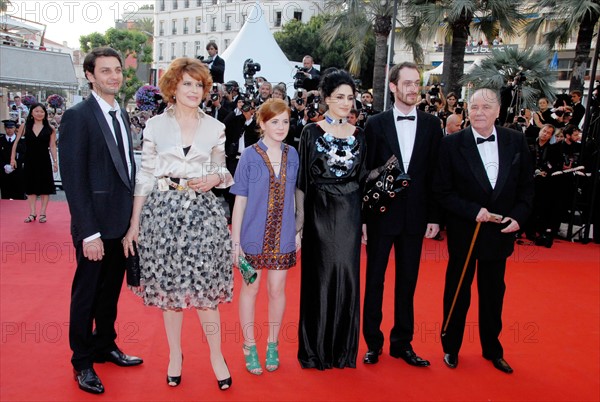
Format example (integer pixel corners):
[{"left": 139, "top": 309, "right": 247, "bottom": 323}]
[
  {"left": 293, "top": 65, "right": 309, "bottom": 89},
  {"left": 242, "top": 58, "right": 261, "bottom": 97},
  {"left": 196, "top": 55, "right": 214, "bottom": 64}
]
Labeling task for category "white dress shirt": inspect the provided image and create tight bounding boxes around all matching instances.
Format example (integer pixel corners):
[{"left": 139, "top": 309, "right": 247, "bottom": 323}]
[
  {"left": 393, "top": 105, "right": 417, "bottom": 172},
  {"left": 91, "top": 91, "right": 132, "bottom": 178},
  {"left": 472, "top": 127, "right": 499, "bottom": 189}
]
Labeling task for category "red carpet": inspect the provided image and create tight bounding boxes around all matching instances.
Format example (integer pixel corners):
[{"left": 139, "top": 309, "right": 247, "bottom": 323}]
[{"left": 1, "top": 199, "right": 598, "bottom": 401}]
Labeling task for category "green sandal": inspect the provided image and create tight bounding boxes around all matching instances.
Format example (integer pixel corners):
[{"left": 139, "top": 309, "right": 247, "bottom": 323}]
[
  {"left": 265, "top": 341, "right": 279, "bottom": 372},
  {"left": 243, "top": 344, "right": 263, "bottom": 375}
]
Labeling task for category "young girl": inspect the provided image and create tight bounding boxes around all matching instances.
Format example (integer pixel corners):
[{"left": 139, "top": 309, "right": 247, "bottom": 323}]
[{"left": 230, "top": 99, "right": 299, "bottom": 375}]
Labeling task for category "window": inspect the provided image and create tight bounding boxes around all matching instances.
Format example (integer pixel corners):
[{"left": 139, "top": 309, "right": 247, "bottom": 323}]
[
  {"left": 182, "top": 41, "right": 188, "bottom": 56},
  {"left": 184, "top": 0, "right": 190, "bottom": 8},
  {"left": 210, "top": 17, "right": 216, "bottom": 31},
  {"left": 173, "top": 0, "right": 178, "bottom": 10},
  {"left": 241, "top": 13, "right": 246, "bottom": 26},
  {"left": 160, "top": 0, "right": 165, "bottom": 11},
  {"left": 159, "top": 20, "right": 164, "bottom": 36},
  {"left": 293, "top": 11, "right": 302, "bottom": 22},
  {"left": 212, "top": 0, "right": 217, "bottom": 4},
  {"left": 172, "top": 19, "right": 177, "bottom": 35},
  {"left": 225, "top": 15, "right": 232, "bottom": 31},
  {"left": 195, "top": 17, "right": 202, "bottom": 33},
  {"left": 196, "top": 0, "right": 202, "bottom": 6},
  {"left": 224, "top": 39, "right": 230, "bottom": 49},
  {"left": 195, "top": 41, "right": 202, "bottom": 57},
  {"left": 275, "top": 11, "right": 282, "bottom": 27},
  {"left": 159, "top": 42, "right": 164, "bottom": 61},
  {"left": 183, "top": 18, "right": 189, "bottom": 34},
  {"left": 170, "top": 43, "right": 176, "bottom": 60}
]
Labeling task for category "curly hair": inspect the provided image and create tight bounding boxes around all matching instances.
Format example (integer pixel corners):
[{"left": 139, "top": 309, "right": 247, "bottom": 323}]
[
  {"left": 158, "top": 57, "right": 213, "bottom": 103},
  {"left": 319, "top": 69, "right": 355, "bottom": 99}
]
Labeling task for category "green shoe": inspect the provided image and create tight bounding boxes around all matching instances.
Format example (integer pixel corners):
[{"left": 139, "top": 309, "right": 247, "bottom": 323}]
[
  {"left": 265, "top": 341, "right": 279, "bottom": 372},
  {"left": 243, "top": 344, "right": 263, "bottom": 375}
]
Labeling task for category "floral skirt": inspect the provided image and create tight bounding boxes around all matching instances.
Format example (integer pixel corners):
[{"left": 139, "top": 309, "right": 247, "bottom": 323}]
[{"left": 131, "top": 189, "right": 233, "bottom": 310}]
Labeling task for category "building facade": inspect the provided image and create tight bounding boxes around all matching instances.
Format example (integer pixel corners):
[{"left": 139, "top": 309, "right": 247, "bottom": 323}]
[{"left": 152, "top": 0, "right": 324, "bottom": 76}]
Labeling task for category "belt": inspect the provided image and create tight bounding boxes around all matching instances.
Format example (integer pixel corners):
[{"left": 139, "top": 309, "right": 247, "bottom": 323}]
[{"left": 157, "top": 177, "right": 201, "bottom": 209}]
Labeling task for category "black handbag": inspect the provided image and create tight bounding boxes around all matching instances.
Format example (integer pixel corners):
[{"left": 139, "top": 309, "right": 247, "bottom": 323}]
[
  {"left": 363, "top": 155, "right": 411, "bottom": 213},
  {"left": 126, "top": 242, "right": 141, "bottom": 287}
]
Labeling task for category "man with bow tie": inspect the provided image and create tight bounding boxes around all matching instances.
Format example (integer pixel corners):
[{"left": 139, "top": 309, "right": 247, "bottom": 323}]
[
  {"left": 362, "top": 62, "right": 443, "bottom": 367},
  {"left": 0, "top": 120, "right": 26, "bottom": 199},
  {"left": 433, "top": 88, "right": 533, "bottom": 374}
]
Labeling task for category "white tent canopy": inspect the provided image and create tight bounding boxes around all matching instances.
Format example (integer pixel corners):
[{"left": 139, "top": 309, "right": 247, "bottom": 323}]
[
  {"left": 221, "top": 1, "right": 296, "bottom": 97},
  {"left": 423, "top": 59, "right": 482, "bottom": 86}
]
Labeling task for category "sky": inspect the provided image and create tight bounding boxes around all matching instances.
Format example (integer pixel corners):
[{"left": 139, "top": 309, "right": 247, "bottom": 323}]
[{"left": 5, "top": 0, "right": 153, "bottom": 47}]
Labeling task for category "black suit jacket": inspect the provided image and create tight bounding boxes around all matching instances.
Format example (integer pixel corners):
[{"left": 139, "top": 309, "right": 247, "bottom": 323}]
[
  {"left": 302, "top": 67, "right": 321, "bottom": 91},
  {"left": 210, "top": 55, "right": 225, "bottom": 83},
  {"left": 434, "top": 126, "right": 534, "bottom": 260},
  {"left": 364, "top": 109, "right": 443, "bottom": 236},
  {"left": 59, "top": 95, "right": 135, "bottom": 243},
  {"left": 224, "top": 113, "right": 258, "bottom": 159}
]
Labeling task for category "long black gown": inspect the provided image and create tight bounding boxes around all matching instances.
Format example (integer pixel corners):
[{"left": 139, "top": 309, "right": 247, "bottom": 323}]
[
  {"left": 23, "top": 125, "right": 55, "bottom": 195},
  {"left": 297, "top": 123, "right": 366, "bottom": 370}
]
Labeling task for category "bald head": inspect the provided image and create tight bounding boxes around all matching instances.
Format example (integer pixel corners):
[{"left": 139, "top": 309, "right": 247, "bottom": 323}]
[{"left": 445, "top": 113, "right": 463, "bottom": 134}]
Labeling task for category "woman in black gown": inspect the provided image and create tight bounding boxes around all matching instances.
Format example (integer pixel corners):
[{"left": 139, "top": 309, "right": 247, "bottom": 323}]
[
  {"left": 296, "top": 69, "right": 367, "bottom": 369},
  {"left": 11, "top": 103, "right": 57, "bottom": 223}
]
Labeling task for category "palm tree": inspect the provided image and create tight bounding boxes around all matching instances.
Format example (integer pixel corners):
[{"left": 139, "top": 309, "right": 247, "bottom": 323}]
[
  {"left": 525, "top": 0, "right": 600, "bottom": 92},
  {"left": 321, "top": 0, "right": 395, "bottom": 111},
  {"left": 461, "top": 47, "right": 557, "bottom": 109},
  {"left": 399, "top": 0, "right": 527, "bottom": 97}
]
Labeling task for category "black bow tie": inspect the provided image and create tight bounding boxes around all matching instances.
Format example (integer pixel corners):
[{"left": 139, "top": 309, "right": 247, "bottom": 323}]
[
  {"left": 476, "top": 135, "right": 495, "bottom": 144},
  {"left": 397, "top": 115, "right": 416, "bottom": 121}
]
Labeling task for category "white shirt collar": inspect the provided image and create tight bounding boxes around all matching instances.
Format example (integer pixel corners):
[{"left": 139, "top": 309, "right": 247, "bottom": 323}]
[
  {"left": 393, "top": 104, "right": 417, "bottom": 118},
  {"left": 471, "top": 126, "right": 497, "bottom": 141},
  {"left": 92, "top": 91, "right": 120, "bottom": 113}
]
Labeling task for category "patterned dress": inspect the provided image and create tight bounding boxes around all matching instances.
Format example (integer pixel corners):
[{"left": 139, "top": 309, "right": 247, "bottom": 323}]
[{"left": 230, "top": 140, "right": 299, "bottom": 270}]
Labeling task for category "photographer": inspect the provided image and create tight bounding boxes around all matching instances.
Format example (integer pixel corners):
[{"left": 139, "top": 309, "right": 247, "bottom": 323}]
[
  {"left": 223, "top": 99, "right": 258, "bottom": 218},
  {"left": 533, "top": 97, "right": 558, "bottom": 129},
  {"left": 296, "top": 55, "right": 320, "bottom": 91},
  {"left": 201, "top": 41, "right": 225, "bottom": 83},
  {"left": 254, "top": 81, "right": 272, "bottom": 106},
  {"left": 499, "top": 73, "right": 526, "bottom": 125},
  {"left": 222, "top": 80, "right": 241, "bottom": 112}
]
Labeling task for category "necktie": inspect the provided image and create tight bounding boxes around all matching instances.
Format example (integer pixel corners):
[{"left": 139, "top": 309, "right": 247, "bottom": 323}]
[
  {"left": 397, "top": 115, "right": 416, "bottom": 121},
  {"left": 476, "top": 135, "right": 495, "bottom": 144},
  {"left": 108, "top": 110, "right": 129, "bottom": 177}
]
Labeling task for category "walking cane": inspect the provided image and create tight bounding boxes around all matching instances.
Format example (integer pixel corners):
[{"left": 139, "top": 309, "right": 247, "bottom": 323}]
[{"left": 441, "top": 221, "right": 481, "bottom": 337}]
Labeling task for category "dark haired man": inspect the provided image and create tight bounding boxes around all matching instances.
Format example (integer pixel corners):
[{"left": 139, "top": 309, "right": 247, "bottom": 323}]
[
  {"left": 569, "top": 90, "right": 585, "bottom": 127},
  {"left": 362, "top": 62, "right": 443, "bottom": 367},
  {"left": 206, "top": 41, "right": 225, "bottom": 83},
  {"left": 59, "top": 47, "right": 143, "bottom": 395}
]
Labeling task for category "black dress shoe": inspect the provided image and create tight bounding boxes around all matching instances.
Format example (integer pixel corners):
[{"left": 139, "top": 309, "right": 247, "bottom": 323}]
[
  {"left": 95, "top": 349, "right": 143, "bottom": 367},
  {"left": 73, "top": 368, "right": 104, "bottom": 394},
  {"left": 390, "top": 350, "right": 430, "bottom": 367},
  {"left": 489, "top": 357, "right": 513, "bottom": 374},
  {"left": 443, "top": 353, "right": 458, "bottom": 369},
  {"left": 363, "top": 348, "right": 382, "bottom": 364}
]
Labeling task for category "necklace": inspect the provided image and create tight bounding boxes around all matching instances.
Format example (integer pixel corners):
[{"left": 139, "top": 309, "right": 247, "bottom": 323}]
[{"left": 324, "top": 113, "right": 347, "bottom": 126}]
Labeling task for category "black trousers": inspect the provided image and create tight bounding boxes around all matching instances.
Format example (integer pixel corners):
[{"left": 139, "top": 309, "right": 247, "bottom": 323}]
[
  {"left": 363, "top": 230, "right": 424, "bottom": 353},
  {"left": 69, "top": 238, "right": 126, "bottom": 370},
  {"left": 441, "top": 255, "right": 506, "bottom": 359}
]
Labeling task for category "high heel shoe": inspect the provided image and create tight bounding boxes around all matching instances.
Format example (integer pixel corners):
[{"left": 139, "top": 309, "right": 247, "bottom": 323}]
[
  {"left": 24, "top": 214, "right": 36, "bottom": 223},
  {"left": 166, "top": 354, "right": 183, "bottom": 387},
  {"left": 216, "top": 359, "right": 232, "bottom": 391},
  {"left": 242, "top": 343, "right": 263, "bottom": 375},
  {"left": 265, "top": 341, "right": 279, "bottom": 372}
]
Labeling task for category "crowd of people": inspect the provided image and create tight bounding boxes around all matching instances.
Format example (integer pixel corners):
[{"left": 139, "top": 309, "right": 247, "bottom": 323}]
[{"left": 1, "top": 46, "right": 599, "bottom": 396}]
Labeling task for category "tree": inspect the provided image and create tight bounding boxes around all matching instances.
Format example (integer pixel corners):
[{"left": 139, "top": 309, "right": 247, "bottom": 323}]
[
  {"left": 525, "top": 0, "right": 600, "bottom": 92},
  {"left": 461, "top": 47, "right": 557, "bottom": 109},
  {"left": 320, "top": 0, "right": 395, "bottom": 110},
  {"left": 80, "top": 28, "right": 153, "bottom": 106},
  {"left": 274, "top": 15, "right": 376, "bottom": 90},
  {"left": 400, "top": 0, "right": 527, "bottom": 97}
]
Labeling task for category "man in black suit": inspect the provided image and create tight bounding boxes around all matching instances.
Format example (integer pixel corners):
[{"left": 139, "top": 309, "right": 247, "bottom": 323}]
[
  {"left": 206, "top": 41, "right": 225, "bottom": 83},
  {"left": 59, "top": 47, "right": 143, "bottom": 395},
  {"left": 434, "top": 88, "right": 534, "bottom": 374},
  {"left": 569, "top": 90, "right": 585, "bottom": 127},
  {"left": 362, "top": 62, "right": 443, "bottom": 367},
  {"left": 0, "top": 120, "right": 26, "bottom": 199},
  {"left": 300, "top": 55, "right": 320, "bottom": 91}
]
